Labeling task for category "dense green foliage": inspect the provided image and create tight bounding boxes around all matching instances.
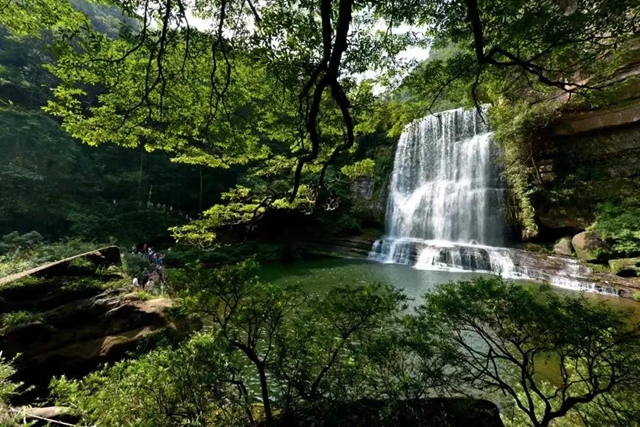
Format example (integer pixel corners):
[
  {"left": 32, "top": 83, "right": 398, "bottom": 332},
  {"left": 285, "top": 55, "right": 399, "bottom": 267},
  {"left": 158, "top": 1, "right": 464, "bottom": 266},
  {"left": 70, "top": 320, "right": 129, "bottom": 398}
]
[
  {"left": 1, "top": 1, "right": 640, "bottom": 425},
  {"left": 592, "top": 198, "right": 640, "bottom": 256},
  {"left": 1, "top": 0, "right": 637, "bottom": 243},
  {"left": 51, "top": 261, "right": 640, "bottom": 427},
  {"left": 0, "top": 310, "right": 44, "bottom": 331},
  {"left": 421, "top": 278, "right": 640, "bottom": 427},
  {"left": 0, "top": 354, "right": 20, "bottom": 425},
  {"left": 0, "top": 10, "right": 239, "bottom": 245}
]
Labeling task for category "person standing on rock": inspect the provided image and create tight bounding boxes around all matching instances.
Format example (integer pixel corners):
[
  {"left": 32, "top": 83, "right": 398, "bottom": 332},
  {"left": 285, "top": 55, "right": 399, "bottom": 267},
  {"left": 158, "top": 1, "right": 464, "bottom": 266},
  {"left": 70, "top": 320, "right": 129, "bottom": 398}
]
[{"left": 132, "top": 276, "right": 139, "bottom": 288}]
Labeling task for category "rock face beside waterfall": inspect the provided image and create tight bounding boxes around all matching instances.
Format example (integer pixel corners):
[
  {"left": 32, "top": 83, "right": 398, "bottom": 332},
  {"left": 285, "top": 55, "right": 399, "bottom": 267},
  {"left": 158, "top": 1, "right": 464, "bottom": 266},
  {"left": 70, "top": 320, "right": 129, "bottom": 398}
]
[
  {"left": 350, "top": 177, "right": 388, "bottom": 227},
  {"left": 529, "top": 95, "right": 640, "bottom": 235}
]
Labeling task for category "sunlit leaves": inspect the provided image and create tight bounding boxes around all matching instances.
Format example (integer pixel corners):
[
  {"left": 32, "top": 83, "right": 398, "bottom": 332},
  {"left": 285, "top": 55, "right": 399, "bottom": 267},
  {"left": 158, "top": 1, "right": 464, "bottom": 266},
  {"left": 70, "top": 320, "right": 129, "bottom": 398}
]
[
  {"left": 341, "top": 158, "right": 375, "bottom": 178},
  {"left": 0, "top": 0, "right": 87, "bottom": 36}
]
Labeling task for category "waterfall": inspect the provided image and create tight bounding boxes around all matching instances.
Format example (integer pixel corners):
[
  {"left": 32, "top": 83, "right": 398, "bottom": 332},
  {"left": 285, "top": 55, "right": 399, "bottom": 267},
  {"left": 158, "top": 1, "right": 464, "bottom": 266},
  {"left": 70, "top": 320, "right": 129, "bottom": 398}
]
[
  {"left": 370, "top": 107, "right": 515, "bottom": 276},
  {"left": 368, "top": 108, "right": 619, "bottom": 296},
  {"left": 386, "top": 107, "right": 505, "bottom": 246}
]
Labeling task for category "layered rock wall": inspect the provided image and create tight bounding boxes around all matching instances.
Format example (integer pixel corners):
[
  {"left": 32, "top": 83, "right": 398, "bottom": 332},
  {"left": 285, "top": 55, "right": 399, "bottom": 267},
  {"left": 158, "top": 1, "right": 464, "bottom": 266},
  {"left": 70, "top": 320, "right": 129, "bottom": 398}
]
[
  {"left": 528, "top": 69, "right": 640, "bottom": 236},
  {"left": 531, "top": 106, "right": 640, "bottom": 234}
]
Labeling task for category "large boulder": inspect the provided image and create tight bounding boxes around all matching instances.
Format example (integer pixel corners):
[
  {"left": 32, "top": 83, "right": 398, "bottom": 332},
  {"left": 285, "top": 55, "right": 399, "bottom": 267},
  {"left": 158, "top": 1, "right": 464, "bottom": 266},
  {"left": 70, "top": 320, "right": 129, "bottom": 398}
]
[
  {"left": 553, "top": 238, "right": 574, "bottom": 256},
  {"left": 572, "top": 231, "right": 613, "bottom": 262}
]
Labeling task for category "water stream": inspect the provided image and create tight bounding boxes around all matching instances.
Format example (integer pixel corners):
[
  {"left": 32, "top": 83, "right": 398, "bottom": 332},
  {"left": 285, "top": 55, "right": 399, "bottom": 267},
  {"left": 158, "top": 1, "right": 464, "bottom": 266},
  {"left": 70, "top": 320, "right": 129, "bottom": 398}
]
[{"left": 369, "top": 108, "right": 618, "bottom": 296}]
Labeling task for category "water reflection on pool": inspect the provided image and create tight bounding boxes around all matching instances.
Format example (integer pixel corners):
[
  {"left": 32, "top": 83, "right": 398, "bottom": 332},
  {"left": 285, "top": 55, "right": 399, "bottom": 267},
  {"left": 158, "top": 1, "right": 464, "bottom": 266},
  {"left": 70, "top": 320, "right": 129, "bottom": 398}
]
[{"left": 259, "top": 258, "right": 639, "bottom": 314}]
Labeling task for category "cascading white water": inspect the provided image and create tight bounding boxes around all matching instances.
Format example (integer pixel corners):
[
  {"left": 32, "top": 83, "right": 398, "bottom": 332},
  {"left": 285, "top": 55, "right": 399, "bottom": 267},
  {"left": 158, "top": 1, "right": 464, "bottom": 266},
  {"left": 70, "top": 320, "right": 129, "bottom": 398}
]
[
  {"left": 386, "top": 108, "right": 505, "bottom": 246},
  {"left": 370, "top": 107, "right": 517, "bottom": 276},
  {"left": 368, "top": 108, "right": 619, "bottom": 296}
]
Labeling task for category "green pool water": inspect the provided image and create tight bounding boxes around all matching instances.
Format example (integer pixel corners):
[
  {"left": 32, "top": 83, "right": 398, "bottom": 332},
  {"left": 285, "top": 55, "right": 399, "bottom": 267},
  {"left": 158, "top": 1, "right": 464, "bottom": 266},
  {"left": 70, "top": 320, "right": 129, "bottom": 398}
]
[
  {"left": 259, "top": 258, "right": 639, "bottom": 313},
  {"left": 260, "top": 257, "right": 639, "bottom": 387},
  {"left": 259, "top": 258, "right": 482, "bottom": 301}
]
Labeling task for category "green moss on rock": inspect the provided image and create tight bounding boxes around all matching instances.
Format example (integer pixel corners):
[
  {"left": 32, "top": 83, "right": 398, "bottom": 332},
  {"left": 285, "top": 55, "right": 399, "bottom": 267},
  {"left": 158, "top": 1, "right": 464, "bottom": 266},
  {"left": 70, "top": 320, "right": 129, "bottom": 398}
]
[
  {"left": 571, "top": 231, "right": 614, "bottom": 263},
  {"left": 608, "top": 258, "right": 640, "bottom": 277}
]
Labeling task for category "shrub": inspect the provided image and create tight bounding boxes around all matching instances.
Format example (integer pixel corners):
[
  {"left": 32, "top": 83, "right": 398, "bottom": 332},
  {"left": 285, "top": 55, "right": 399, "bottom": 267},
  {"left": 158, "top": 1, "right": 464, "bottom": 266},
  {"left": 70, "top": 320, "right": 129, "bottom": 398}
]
[
  {"left": 0, "top": 237, "right": 101, "bottom": 279},
  {"left": 593, "top": 198, "right": 640, "bottom": 256},
  {"left": 52, "top": 333, "right": 252, "bottom": 427},
  {"left": 1, "top": 230, "right": 44, "bottom": 248},
  {"left": 1, "top": 310, "right": 44, "bottom": 330},
  {"left": 131, "top": 290, "right": 162, "bottom": 300},
  {"left": 69, "top": 256, "right": 96, "bottom": 273},
  {"left": 0, "top": 353, "right": 20, "bottom": 425},
  {"left": 336, "top": 214, "right": 362, "bottom": 235},
  {"left": 122, "top": 252, "right": 149, "bottom": 278},
  {"left": 421, "top": 277, "right": 640, "bottom": 427},
  {"left": 51, "top": 264, "right": 640, "bottom": 427}
]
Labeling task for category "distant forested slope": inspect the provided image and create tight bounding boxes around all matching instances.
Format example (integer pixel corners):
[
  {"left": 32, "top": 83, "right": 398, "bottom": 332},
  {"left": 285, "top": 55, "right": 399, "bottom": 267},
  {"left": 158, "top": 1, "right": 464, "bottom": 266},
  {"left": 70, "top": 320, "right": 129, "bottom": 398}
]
[{"left": 0, "top": 1, "right": 235, "bottom": 244}]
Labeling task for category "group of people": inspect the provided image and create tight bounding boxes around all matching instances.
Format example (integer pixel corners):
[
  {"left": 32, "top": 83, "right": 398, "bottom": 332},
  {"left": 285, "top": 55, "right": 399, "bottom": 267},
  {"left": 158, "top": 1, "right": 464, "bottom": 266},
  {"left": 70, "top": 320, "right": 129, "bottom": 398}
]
[{"left": 131, "top": 243, "right": 167, "bottom": 294}]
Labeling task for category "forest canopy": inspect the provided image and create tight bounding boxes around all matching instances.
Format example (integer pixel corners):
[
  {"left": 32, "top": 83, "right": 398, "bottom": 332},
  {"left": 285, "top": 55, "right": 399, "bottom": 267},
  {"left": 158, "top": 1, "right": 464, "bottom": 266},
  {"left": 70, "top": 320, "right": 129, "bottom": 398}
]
[{"left": 1, "top": 0, "right": 638, "bottom": 244}]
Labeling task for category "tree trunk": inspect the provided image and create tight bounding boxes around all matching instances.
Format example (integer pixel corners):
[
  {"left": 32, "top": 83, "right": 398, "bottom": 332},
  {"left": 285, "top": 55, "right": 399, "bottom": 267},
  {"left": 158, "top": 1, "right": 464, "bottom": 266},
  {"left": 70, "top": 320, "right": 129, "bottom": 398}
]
[{"left": 257, "top": 362, "right": 273, "bottom": 425}]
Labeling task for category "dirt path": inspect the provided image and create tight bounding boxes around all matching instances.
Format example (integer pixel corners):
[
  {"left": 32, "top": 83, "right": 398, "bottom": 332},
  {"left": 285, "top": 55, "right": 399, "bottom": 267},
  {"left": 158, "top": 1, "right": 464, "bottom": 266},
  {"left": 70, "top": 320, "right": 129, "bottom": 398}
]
[{"left": 0, "top": 246, "right": 116, "bottom": 286}]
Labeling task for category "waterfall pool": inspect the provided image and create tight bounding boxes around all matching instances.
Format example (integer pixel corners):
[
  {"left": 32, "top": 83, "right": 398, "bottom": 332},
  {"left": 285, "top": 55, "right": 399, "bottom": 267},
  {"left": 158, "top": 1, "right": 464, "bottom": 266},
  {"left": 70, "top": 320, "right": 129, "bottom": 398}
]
[
  {"left": 260, "top": 257, "right": 639, "bottom": 391},
  {"left": 259, "top": 258, "right": 638, "bottom": 312}
]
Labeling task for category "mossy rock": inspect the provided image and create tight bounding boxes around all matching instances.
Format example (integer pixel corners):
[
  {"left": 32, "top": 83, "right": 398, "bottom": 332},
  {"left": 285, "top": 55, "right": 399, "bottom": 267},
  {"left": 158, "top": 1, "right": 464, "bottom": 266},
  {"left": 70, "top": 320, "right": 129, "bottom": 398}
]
[
  {"left": 522, "top": 243, "right": 551, "bottom": 254},
  {"left": 572, "top": 231, "right": 613, "bottom": 262},
  {"left": 608, "top": 258, "right": 640, "bottom": 277},
  {"left": 552, "top": 238, "right": 573, "bottom": 256}
]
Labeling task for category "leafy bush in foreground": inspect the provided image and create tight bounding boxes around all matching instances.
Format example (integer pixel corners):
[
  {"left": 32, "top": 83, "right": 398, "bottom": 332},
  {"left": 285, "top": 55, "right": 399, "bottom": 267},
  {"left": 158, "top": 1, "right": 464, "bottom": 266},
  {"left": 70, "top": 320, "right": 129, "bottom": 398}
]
[
  {"left": 52, "top": 263, "right": 640, "bottom": 427},
  {"left": 0, "top": 353, "right": 20, "bottom": 425}
]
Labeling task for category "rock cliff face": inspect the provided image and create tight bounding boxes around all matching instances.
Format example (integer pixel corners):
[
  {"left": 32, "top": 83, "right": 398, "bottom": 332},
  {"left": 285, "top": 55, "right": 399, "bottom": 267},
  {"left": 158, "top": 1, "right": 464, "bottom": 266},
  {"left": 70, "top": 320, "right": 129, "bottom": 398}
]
[
  {"left": 530, "top": 85, "right": 640, "bottom": 236},
  {"left": 350, "top": 175, "right": 390, "bottom": 228},
  {"left": 8, "top": 294, "right": 195, "bottom": 404}
]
